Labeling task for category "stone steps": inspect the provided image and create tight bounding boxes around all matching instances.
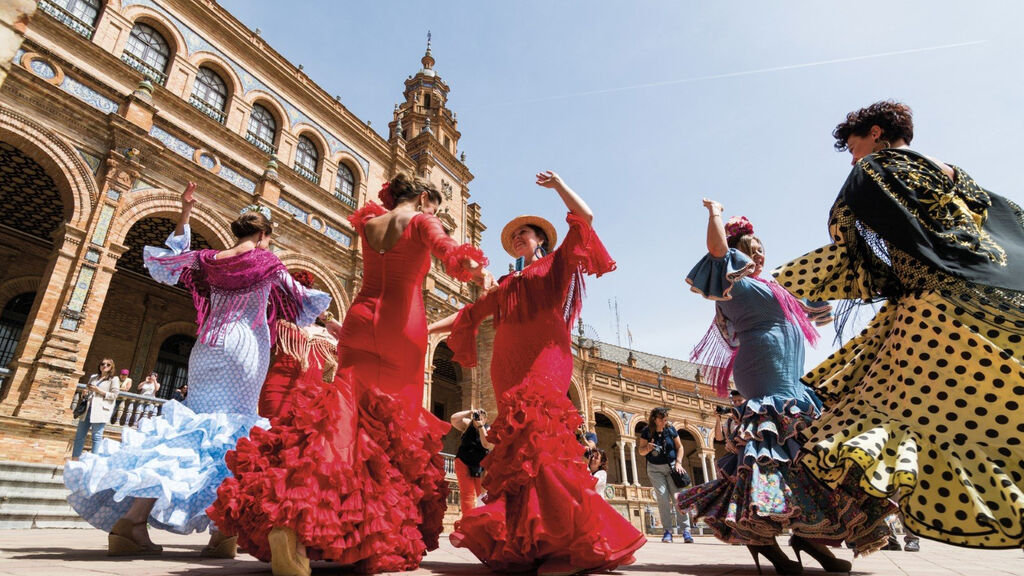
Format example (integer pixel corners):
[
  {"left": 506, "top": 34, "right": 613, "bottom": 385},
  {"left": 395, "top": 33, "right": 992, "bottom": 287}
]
[{"left": 0, "top": 460, "right": 87, "bottom": 529}]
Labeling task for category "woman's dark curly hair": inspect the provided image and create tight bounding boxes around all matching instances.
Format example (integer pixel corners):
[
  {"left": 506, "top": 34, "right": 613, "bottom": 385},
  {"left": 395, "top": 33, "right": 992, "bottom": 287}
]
[
  {"left": 390, "top": 172, "right": 442, "bottom": 207},
  {"left": 832, "top": 100, "right": 914, "bottom": 151}
]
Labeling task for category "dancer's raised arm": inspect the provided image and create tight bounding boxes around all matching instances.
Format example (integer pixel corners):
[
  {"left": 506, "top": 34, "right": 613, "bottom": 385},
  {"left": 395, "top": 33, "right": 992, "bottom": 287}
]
[
  {"left": 703, "top": 198, "right": 727, "bottom": 258},
  {"left": 536, "top": 171, "right": 592, "bottom": 224},
  {"left": 175, "top": 181, "right": 196, "bottom": 237}
]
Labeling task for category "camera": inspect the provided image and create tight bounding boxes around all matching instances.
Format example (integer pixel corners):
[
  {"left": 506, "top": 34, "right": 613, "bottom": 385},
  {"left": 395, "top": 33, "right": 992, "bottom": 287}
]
[
  {"left": 472, "top": 411, "right": 481, "bottom": 421},
  {"left": 649, "top": 444, "right": 663, "bottom": 456},
  {"left": 715, "top": 405, "right": 733, "bottom": 415}
]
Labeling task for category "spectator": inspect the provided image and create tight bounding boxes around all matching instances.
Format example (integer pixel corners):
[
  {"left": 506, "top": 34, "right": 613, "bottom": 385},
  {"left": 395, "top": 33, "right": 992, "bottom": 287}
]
[
  {"left": 138, "top": 372, "right": 160, "bottom": 397},
  {"left": 638, "top": 407, "right": 693, "bottom": 543},
  {"left": 713, "top": 390, "right": 745, "bottom": 444},
  {"left": 451, "top": 408, "right": 493, "bottom": 515},
  {"left": 588, "top": 449, "right": 609, "bottom": 499},
  {"left": 71, "top": 358, "right": 121, "bottom": 459},
  {"left": 173, "top": 384, "right": 188, "bottom": 402}
]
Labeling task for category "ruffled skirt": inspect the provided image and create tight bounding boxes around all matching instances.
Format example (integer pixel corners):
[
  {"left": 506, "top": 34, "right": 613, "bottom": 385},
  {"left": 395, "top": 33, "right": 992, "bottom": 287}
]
[
  {"left": 450, "top": 375, "right": 645, "bottom": 573},
  {"left": 207, "top": 368, "right": 449, "bottom": 573},
  {"left": 64, "top": 401, "right": 265, "bottom": 534},
  {"left": 677, "top": 389, "right": 894, "bottom": 553}
]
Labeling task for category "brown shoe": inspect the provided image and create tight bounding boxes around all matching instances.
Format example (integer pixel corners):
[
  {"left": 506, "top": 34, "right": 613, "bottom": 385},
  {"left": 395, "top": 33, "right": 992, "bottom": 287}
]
[{"left": 108, "top": 519, "right": 163, "bottom": 556}]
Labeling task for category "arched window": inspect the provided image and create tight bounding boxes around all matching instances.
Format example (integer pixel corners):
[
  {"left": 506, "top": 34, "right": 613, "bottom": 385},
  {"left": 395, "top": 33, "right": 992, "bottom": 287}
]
[
  {"left": 122, "top": 23, "right": 170, "bottom": 85},
  {"left": 334, "top": 163, "right": 355, "bottom": 206},
  {"left": 153, "top": 334, "right": 194, "bottom": 400},
  {"left": 40, "top": 0, "right": 101, "bottom": 38},
  {"left": 0, "top": 293, "right": 34, "bottom": 369},
  {"left": 294, "top": 136, "right": 320, "bottom": 184},
  {"left": 190, "top": 66, "right": 228, "bottom": 123},
  {"left": 246, "top": 103, "right": 277, "bottom": 154}
]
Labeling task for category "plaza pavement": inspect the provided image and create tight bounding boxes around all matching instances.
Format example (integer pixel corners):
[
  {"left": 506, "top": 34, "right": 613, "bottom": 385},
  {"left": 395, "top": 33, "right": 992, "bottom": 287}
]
[{"left": 0, "top": 530, "right": 1021, "bottom": 576}]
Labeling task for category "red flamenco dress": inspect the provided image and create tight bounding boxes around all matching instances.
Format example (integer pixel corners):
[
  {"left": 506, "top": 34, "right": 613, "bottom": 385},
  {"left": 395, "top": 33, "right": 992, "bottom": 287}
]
[
  {"left": 209, "top": 203, "right": 486, "bottom": 573},
  {"left": 447, "top": 213, "right": 645, "bottom": 573}
]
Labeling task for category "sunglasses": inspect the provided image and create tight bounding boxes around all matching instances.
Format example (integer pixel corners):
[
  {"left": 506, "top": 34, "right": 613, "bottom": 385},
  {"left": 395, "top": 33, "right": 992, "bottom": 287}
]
[{"left": 100, "top": 362, "right": 112, "bottom": 366}]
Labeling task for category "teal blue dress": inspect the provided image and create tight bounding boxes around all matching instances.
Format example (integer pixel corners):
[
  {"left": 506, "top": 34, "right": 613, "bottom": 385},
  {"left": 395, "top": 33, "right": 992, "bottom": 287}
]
[{"left": 677, "top": 249, "right": 892, "bottom": 552}]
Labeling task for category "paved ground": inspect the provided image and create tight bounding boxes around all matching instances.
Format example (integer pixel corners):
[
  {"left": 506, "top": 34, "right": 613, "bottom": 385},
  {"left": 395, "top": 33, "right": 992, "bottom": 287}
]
[{"left": 0, "top": 530, "right": 1021, "bottom": 575}]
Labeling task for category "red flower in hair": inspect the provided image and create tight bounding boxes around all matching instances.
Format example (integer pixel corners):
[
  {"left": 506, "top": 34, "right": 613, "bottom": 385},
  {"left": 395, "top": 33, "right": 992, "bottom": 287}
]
[
  {"left": 378, "top": 181, "right": 396, "bottom": 210},
  {"left": 290, "top": 270, "right": 315, "bottom": 288},
  {"left": 725, "top": 216, "right": 754, "bottom": 241}
]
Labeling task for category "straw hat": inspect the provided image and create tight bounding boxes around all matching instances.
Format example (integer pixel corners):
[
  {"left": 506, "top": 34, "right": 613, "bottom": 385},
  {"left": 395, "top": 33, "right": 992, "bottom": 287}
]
[{"left": 500, "top": 215, "right": 558, "bottom": 258}]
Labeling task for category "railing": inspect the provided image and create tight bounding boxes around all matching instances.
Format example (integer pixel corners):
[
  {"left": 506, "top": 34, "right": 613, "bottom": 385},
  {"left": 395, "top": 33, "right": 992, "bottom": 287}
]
[
  {"left": 246, "top": 131, "right": 277, "bottom": 155},
  {"left": 38, "top": 0, "right": 95, "bottom": 39},
  {"left": 293, "top": 164, "right": 320, "bottom": 185},
  {"left": 441, "top": 452, "right": 456, "bottom": 479},
  {"left": 71, "top": 384, "right": 168, "bottom": 428},
  {"left": 188, "top": 95, "right": 227, "bottom": 124},
  {"left": 120, "top": 52, "right": 167, "bottom": 86},
  {"left": 334, "top": 190, "right": 357, "bottom": 208}
]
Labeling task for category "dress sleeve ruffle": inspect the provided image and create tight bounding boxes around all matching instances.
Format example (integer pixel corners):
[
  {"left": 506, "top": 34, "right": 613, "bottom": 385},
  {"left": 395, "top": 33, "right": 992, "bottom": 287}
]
[
  {"left": 414, "top": 214, "right": 489, "bottom": 283},
  {"left": 441, "top": 243, "right": 489, "bottom": 283},
  {"left": 143, "top": 225, "right": 196, "bottom": 285},
  {"left": 346, "top": 202, "right": 388, "bottom": 234},
  {"left": 560, "top": 212, "right": 617, "bottom": 277},
  {"left": 685, "top": 248, "right": 756, "bottom": 301},
  {"left": 447, "top": 306, "right": 481, "bottom": 367}
]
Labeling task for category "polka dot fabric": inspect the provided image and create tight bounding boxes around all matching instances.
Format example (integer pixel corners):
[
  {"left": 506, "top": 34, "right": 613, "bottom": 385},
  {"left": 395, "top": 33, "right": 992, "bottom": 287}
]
[{"left": 774, "top": 228, "right": 1024, "bottom": 548}]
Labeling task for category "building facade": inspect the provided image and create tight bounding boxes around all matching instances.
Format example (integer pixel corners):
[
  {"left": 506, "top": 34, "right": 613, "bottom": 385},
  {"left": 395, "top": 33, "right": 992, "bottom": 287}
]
[{"left": 0, "top": 0, "right": 484, "bottom": 464}]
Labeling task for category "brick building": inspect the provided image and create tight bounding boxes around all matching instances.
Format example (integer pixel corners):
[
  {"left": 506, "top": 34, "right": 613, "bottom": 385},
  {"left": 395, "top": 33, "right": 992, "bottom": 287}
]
[{"left": 0, "top": 0, "right": 484, "bottom": 464}]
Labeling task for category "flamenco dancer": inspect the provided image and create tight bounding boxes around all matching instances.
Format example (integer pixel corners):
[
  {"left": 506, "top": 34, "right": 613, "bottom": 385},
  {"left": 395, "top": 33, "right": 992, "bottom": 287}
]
[
  {"left": 64, "top": 183, "right": 330, "bottom": 557},
  {"left": 429, "top": 171, "right": 645, "bottom": 576},
  {"left": 774, "top": 100, "right": 1024, "bottom": 549},
  {"left": 678, "top": 203, "right": 894, "bottom": 574},
  {"left": 256, "top": 269, "right": 342, "bottom": 421},
  {"left": 209, "top": 173, "right": 492, "bottom": 576}
]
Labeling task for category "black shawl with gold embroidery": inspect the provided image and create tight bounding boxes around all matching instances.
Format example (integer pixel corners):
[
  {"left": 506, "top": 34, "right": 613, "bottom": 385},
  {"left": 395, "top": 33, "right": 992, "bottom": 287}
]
[{"left": 840, "top": 148, "right": 1024, "bottom": 293}]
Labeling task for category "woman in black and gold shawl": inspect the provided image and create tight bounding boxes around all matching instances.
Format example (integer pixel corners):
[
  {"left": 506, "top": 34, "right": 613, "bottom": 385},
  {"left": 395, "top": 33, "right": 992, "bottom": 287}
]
[{"left": 775, "top": 100, "right": 1024, "bottom": 549}]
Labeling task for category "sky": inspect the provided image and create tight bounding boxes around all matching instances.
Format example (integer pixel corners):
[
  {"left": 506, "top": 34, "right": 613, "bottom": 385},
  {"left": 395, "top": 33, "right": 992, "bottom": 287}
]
[{"left": 221, "top": 0, "right": 1024, "bottom": 370}]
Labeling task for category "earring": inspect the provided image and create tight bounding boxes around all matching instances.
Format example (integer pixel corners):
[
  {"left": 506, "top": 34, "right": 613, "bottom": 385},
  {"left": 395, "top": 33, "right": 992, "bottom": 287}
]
[
  {"left": 872, "top": 139, "right": 891, "bottom": 153},
  {"left": 415, "top": 203, "right": 422, "bottom": 212}
]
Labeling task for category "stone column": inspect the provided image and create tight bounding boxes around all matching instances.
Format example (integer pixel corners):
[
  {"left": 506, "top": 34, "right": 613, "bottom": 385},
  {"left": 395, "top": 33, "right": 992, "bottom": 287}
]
[
  {"left": 700, "top": 453, "right": 710, "bottom": 483},
  {"left": 628, "top": 440, "right": 641, "bottom": 486},
  {"left": 617, "top": 441, "right": 628, "bottom": 485}
]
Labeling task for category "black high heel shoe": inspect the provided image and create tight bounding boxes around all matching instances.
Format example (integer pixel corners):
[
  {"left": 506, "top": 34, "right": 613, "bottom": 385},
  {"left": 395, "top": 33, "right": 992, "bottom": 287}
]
[
  {"left": 747, "top": 544, "right": 803, "bottom": 575},
  {"left": 790, "top": 535, "right": 852, "bottom": 574}
]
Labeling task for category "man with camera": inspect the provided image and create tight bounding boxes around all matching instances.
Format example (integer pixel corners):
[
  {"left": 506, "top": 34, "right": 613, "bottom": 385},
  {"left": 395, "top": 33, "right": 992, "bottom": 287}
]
[
  {"left": 451, "top": 409, "right": 494, "bottom": 515},
  {"left": 638, "top": 407, "right": 693, "bottom": 543},
  {"left": 714, "top": 390, "right": 745, "bottom": 444}
]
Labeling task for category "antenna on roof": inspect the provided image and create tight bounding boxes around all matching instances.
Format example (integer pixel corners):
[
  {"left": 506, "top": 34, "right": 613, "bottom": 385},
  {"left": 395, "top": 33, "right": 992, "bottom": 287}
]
[{"left": 608, "top": 297, "right": 621, "bottom": 347}]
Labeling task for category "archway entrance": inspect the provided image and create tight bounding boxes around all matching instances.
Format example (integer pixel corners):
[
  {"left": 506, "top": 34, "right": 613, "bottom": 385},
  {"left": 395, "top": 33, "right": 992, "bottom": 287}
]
[
  {"left": 154, "top": 334, "right": 194, "bottom": 399},
  {"left": 0, "top": 293, "right": 35, "bottom": 369},
  {"left": 431, "top": 342, "right": 464, "bottom": 455},
  {"left": 678, "top": 428, "right": 702, "bottom": 484}
]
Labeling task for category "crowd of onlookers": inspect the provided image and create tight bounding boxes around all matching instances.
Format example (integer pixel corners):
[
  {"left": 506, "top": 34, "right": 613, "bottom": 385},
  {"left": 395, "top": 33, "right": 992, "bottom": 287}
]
[{"left": 70, "top": 357, "right": 188, "bottom": 459}]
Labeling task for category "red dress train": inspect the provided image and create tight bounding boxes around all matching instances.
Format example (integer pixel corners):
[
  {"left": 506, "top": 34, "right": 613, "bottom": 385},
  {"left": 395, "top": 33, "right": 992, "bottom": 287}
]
[
  {"left": 209, "top": 203, "right": 485, "bottom": 573},
  {"left": 447, "top": 213, "right": 645, "bottom": 573}
]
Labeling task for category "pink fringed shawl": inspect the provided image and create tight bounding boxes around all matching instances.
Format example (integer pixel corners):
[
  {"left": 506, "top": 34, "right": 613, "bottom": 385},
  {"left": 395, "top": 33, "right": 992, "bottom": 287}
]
[
  {"left": 692, "top": 275, "right": 820, "bottom": 397},
  {"left": 157, "top": 248, "right": 297, "bottom": 346}
]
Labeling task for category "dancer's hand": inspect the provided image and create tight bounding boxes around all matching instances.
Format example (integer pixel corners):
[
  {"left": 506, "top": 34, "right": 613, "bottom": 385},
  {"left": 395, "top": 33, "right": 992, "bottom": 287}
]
[
  {"left": 535, "top": 170, "right": 564, "bottom": 191},
  {"left": 473, "top": 267, "right": 497, "bottom": 291},
  {"left": 702, "top": 198, "right": 723, "bottom": 217},
  {"left": 183, "top": 182, "right": 197, "bottom": 205}
]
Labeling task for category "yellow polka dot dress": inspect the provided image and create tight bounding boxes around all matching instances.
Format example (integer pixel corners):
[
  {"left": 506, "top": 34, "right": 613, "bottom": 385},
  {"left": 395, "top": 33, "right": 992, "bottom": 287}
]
[{"left": 774, "top": 149, "right": 1024, "bottom": 549}]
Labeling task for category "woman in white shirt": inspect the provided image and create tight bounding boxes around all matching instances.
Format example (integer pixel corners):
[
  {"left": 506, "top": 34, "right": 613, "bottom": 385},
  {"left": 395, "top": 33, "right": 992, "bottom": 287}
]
[
  {"left": 71, "top": 358, "right": 121, "bottom": 459},
  {"left": 588, "top": 449, "right": 609, "bottom": 500},
  {"left": 138, "top": 372, "right": 160, "bottom": 397}
]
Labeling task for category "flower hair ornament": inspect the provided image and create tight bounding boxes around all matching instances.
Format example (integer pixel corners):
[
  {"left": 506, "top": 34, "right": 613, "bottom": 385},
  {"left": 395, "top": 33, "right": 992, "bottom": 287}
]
[
  {"left": 725, "top": 216, "right": 754, "bottom": 242},
  {"left": 378, "top": 181, "right": 396, "bottom": 210},
  {"left": 240, "top": 204, "right": 273, "bottom": 221}
]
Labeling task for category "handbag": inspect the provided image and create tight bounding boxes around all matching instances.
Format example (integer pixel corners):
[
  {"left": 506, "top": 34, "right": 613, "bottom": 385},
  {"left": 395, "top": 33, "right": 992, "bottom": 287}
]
[
  {"left": 670, "top": 468, "right": 691, "bottom": 489},
  {"left": 73, "top": 392, "right": 92, "bottom": 419}
]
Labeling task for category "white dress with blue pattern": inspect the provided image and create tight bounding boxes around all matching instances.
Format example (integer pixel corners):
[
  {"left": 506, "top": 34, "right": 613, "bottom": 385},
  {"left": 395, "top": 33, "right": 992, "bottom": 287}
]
[{"left": 64, "top": 226, "right": 330, "bottom": 534}]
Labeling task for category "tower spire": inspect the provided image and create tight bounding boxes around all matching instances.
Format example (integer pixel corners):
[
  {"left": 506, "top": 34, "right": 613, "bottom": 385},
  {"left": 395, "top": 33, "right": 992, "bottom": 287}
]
[{"left": 421, "top": 30, "right": 435, "bottom": 70}]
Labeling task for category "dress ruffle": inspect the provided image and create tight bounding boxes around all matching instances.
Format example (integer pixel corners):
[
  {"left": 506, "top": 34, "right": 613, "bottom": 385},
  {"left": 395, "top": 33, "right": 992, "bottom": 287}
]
[
  {"left": 677, "top": 389, "right": 894, "bottom": 554},
  {"left": 64, "top": 401, "right": 266, "bottom": 535},
  {"left": 451, "top": 375, "right": 644, "bottom": 573},
  {"left": 564, "top": 212, "right": 617, "bottom": 278},
  {"left": 208, "top": 370, "right": 448, "bottom": 573},
  {"left": 347, "top": 202, "right": 388, "bottom": 233},
  {"left": 685, "top": 248, "right": 756, "bottom": 301}
]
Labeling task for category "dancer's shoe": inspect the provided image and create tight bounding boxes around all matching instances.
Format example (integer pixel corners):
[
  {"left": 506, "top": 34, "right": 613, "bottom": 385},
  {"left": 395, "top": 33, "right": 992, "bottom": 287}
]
[
  {"left": 269, "top": 526, "right": 311, "bottom": 576},
  {"left": 747, "top": 544, "right": 802, "bottom": 575},
  {"left": 790, "top": 535, "right": 852, "bottom": 574},
  {"left": 200, "top": 531, "right": 237, "bottom": 559},
  {"left": 108, "top": 518, "right": 163, "bottom": 556}
]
